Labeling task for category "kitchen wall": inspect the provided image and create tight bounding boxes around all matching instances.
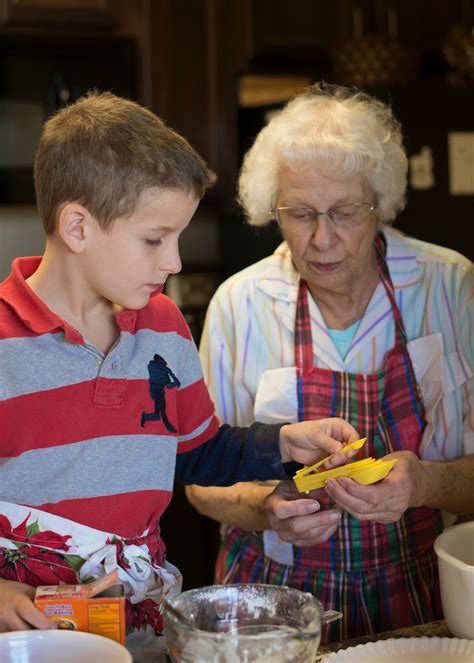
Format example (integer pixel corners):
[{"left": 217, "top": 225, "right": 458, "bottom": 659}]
[
  {"left": 0, "top": 206, "right": 220, "bottom": 282},
  {"left": 0, "top": 206, "right": 45, "bottom": 280}
]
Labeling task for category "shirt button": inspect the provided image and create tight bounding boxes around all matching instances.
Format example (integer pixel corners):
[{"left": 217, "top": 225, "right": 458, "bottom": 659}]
[{"left": 97, "top": 359, "right": 103, "bottom": 366}]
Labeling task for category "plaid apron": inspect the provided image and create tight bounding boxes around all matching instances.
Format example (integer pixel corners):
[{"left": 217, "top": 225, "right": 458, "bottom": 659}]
[{"left": 216, "top": 234, "right": 443, "bottom": 642}]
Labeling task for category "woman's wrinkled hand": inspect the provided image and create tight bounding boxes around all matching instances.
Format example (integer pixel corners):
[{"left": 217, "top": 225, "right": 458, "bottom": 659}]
[
  {"left": 0, "top": 579, "right": 57, "bottom": 632},
  {"left": 264, "top": 480, "right": 342, "bottom": 546},
  {"left": 324, "top": 450, "right": 425, "bottom": 523}
]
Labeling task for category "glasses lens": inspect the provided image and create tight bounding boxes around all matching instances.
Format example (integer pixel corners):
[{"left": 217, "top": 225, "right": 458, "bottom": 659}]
[
  {"left": 277, "top": 207, "right": 316, "bottom": 224},
  {"left": 331, "top": 203, "right": 373, "bottom": 224}
]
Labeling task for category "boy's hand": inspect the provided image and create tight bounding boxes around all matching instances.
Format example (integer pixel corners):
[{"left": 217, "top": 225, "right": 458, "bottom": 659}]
[
  {"left": 279, "top": 418, "right": 360, "bottom": 465},
  {"left": 0, "top": 579, "right": 56, "bottom": 632}
]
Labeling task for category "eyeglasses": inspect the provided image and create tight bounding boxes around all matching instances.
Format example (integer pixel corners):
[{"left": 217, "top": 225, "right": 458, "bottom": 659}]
[{"left": 271, "top": 202, "right": 376, "bottom": 230}]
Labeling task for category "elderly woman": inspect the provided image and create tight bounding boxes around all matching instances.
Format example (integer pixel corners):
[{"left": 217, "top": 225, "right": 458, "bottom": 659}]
[{"left": 186, "top": 83, "right": 474, "bottom": 642}]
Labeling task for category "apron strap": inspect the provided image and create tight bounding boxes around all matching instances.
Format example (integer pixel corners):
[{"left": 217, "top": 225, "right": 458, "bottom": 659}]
[{"left": 295, "top": 279, "right": 314, "bottom": 372}]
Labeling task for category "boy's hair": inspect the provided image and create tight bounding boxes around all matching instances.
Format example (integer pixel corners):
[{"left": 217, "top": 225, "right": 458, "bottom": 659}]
[{"left": 34, "top": 91, "right": 216, "bottom": 234}]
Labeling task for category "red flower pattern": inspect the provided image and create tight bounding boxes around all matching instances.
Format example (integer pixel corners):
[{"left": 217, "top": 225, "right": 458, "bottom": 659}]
[
  {"left": 0, "top": 515, "right": 77, "bottom": 587},
  {"left": 1, "top": 515, "right": 167, "bottom": 635},
  {"left": 126, "top": 597, "right": 163, "bottom": 635},
  {"left": 111, "top": 525, "right": 166, "bottom": 635}
]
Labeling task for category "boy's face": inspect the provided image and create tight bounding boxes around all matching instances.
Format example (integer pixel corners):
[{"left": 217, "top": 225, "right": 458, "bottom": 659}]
[{"left": 84, "top": 187, "right": 199, "bottom": 310}]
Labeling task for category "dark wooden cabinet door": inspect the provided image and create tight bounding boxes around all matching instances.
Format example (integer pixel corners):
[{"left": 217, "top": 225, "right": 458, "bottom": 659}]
[
  {"left": 0, "top": 0, "right": 117, "bottom": 28},
  {"left": 249, "top": 0, "right": 341, "bottom": 60}
]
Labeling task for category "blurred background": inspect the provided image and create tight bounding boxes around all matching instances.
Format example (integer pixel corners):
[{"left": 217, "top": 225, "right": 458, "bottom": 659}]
[{"left": 1, "top": 0, "right": 472, "bottom": 588}]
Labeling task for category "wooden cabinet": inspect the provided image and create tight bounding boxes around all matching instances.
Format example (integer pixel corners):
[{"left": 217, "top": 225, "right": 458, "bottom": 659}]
[
  {"left": 144, "top": 0, "right": 242, "bottom": 205},
  {"left": 0, "top": 0, "right": 118, "bottom": 28},
  {"left": 247, "top": 0, "right": 341, "bottom": 64}
]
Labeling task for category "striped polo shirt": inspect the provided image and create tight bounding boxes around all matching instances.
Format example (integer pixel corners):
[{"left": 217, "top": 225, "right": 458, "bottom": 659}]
[{"left": 0, "top": 257, "right": 286, "bottom": 540}]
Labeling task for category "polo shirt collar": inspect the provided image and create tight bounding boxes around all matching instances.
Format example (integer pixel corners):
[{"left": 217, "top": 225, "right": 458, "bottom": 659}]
[
  {"left": 1, "top": 257, "right": 83, "bottom": 342},
  {"left": 1, "top": 257, "right": 139, "bottom": 342}
]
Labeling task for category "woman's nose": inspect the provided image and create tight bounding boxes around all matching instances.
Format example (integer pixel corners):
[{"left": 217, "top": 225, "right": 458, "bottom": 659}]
[{"left": 310, "top": 215, "right": 336, "bottom": 250}]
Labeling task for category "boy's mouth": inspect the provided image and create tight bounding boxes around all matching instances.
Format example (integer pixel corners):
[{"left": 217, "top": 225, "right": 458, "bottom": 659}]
[{"left": 147, "top": 284, "right": 164, "bottom": 294}]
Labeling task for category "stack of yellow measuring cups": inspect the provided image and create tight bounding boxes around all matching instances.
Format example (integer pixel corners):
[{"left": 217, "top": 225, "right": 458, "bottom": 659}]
[{"left": 293, "top": 438, "right": 397, "bottom": 494}]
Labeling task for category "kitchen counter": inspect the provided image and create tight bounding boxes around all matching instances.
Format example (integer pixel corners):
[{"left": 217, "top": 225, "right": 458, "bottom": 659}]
[{"left": 316, "top": 620, "right": 452, "bottom": 660}]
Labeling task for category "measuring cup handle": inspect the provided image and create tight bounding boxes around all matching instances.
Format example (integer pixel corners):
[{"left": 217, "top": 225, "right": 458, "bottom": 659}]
[{"left": 321, "top": 610, "right": 343, "bottom": 625}]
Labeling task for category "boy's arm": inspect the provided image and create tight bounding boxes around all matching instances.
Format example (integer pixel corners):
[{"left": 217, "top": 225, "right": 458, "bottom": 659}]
[
  {"left": 176, "top": 423, "right": 286, "bottom": 486},
  {"left": 175, "top": 418, "right": 359, "bottom": 486}
]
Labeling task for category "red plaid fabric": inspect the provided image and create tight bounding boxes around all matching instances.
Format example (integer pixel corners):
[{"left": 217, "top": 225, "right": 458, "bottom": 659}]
[
  {"left": 216, "top": 234, "right": 443, "bottom": 642},
  {"left": 215, "top": 527, "right": 441, "bottom": 640}
]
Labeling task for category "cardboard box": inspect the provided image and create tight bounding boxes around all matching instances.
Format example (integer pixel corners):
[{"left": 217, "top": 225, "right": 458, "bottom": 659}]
[{"left": 35, "top": 582, "right": 126, "bottom": 645}]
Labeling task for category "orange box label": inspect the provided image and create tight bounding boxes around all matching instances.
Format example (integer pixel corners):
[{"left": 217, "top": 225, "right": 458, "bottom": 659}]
[{"left": 35, "top": 583, "right": 125, "bottom": 645}]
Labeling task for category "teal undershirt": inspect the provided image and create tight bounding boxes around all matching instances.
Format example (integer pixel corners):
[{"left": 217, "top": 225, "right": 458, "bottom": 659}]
[{"left": 327, "top": 319, "right": 360, "bottom": 359}]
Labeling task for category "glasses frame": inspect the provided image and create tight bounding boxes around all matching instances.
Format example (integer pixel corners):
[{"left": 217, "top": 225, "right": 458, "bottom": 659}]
[{"left": 271, "top": 202, "right": 376, "bottom": 227}]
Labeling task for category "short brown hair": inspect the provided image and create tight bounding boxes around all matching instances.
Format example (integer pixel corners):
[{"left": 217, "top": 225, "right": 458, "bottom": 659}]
[{"left": 34, "top": 91, "right": 216, "bottom": 234}]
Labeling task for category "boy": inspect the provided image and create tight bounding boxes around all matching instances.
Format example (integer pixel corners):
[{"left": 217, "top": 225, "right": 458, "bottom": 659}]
[{"left": 0, "top": 92, "right": 357, "bottom": 658}]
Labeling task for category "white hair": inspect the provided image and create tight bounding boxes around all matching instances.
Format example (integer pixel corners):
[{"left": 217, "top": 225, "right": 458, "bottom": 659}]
[{"left": 238, "top": 83, "right": 408, "bottom": 226}]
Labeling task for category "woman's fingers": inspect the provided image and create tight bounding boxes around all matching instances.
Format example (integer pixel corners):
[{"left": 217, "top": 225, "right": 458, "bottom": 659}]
[
  {"left": 291, "top": 521, "right": 341, "bottom": 547},
  {"left": 325, "top": 476, "right": 408, "bottom": 523},
  {"left": 264, "top": 479, "right": 342, "bottom": 545},
  {"left": 267, "top": 506, "right": 341, "bottom": 542}
]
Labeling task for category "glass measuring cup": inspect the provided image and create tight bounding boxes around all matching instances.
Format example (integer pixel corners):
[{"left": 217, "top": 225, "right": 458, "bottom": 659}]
[{"left": 163, "top": 583, "right": 342, "bottom": 663}]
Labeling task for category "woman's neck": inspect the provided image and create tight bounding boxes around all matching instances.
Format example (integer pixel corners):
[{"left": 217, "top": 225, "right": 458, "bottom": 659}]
[{"left": 308, "top": 260, "right": 380, "bottom": 330}]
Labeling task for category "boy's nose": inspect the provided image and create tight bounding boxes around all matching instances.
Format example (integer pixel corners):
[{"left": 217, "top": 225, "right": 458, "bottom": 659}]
[{"left": 162, "top": 246, "right": 182, "bottom": 275}]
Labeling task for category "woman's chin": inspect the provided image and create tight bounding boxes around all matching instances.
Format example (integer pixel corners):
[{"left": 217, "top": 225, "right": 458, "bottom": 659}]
[{"left": 305, "top": 265, "right": 355, "bottom": 294}]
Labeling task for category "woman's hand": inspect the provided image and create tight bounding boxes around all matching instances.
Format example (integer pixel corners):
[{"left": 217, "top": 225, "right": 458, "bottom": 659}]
[
  {"left": 264, "top": 480, "right": 342, "bottom": 546},
  {"left": 0, "top": 579, "right": 56, "bottom": 632},
  {"left": 324, "top": 450, "right": 424, "bottom": 523},
  {"left": 279, "top": 417, "right": 360, "bottom": 465}
]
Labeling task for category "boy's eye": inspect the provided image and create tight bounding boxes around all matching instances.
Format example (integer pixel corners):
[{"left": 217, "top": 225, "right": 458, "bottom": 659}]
[{"left": 145, "top": 238, "right": 162, "bottom": 246}]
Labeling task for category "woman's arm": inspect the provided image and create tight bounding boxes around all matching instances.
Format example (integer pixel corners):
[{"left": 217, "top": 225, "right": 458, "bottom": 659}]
[
  {"left": 417, "top": 454, "right": 474, "bottom": 513},
  {"left": 185, "top": 483, "right": 275, "bottom": 531},
  {"left": 186, "top": 480, "right": 344, "bottom": 545},
  {"left": 325, "top": 452, "right": 474, "bottom": 523}
]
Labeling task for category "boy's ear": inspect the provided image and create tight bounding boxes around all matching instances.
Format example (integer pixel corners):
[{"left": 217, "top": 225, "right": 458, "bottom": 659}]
[{"left": 57, "top": 203, "right": 93, "bottom": 253}]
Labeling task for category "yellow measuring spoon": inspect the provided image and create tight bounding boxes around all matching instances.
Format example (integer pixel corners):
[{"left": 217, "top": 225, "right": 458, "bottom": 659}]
[
  {"left": 294, "top": 437, "right": 367, "bottom": 478},
  {"left": 294, "top": 456, "right": 397, "bottom": 492}
]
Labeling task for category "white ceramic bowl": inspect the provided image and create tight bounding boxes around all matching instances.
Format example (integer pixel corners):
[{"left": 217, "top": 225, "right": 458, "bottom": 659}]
[
  {"left": 0, "top": 629, "right": 132, "bottom": 663},
  {"left": 434, "top": 521, "right": 474, "bottom": 639}
]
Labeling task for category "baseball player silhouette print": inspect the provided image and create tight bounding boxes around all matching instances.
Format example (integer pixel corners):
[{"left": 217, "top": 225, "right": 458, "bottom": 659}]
[{"left": 141, "top": 354, "right": 180, "bottom": 433}]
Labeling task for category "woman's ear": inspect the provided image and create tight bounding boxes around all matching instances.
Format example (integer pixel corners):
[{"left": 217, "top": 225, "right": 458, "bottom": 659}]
[{"left": 57, "top": 202, "right": 91, "bottom": 253}]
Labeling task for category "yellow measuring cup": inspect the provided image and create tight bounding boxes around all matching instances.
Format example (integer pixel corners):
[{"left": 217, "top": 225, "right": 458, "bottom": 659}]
[{"left": 293, "top": 438, "right": 396, "bottom": 493}]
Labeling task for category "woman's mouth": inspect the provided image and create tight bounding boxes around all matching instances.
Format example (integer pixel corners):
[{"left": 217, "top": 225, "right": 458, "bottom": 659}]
[{"left": 309, "top": 261, "right": 342, "bottom": 273}]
